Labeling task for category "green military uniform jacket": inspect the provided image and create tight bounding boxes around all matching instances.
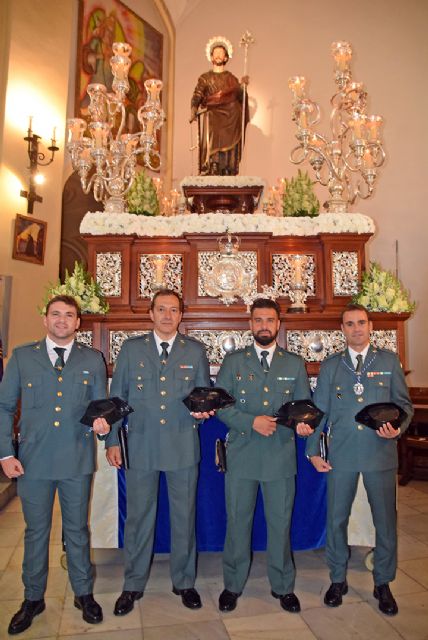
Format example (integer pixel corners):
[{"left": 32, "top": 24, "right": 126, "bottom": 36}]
[
  {"left": 306, "top": 346, "right": 414, "bottom": 471},
  {"left": 0, "top": 339, "right": 107, "bottom": 479},
  {"left": 106, "top": 332, "right": 210, "bottom": 471},
  {"left": 216, "top": 345, "right": 311, "bottom": 481}
]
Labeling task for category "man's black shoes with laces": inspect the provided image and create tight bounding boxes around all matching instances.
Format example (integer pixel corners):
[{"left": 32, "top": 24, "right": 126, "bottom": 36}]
[
  {"left": 324, "top": 581, "right": 348, "bottom": 607},
  {"left": 74, "top": 594, "right": 103, "bottom": 624},
  {"left": 172, "top": 587, "right": 202, "bottom": 609},
  {"left": 271, "top": 591, "right": 301, "bottom": 612},
  {"left": 114, "top": 590, "right": 144, "bottom": 616},
  {"left": 8, "top": 599, "right": 45, "bottom": 635},
  {"left": 218, "top": 589, "right": 241, "bottom": 612},
  {"left": 374, "top": 583, "right": 398, "bottom": 615}
]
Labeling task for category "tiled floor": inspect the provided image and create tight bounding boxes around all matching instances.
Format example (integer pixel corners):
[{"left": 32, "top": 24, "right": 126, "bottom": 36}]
[{"left": 0, "top": 481, "right": 428, "bottom": 639}]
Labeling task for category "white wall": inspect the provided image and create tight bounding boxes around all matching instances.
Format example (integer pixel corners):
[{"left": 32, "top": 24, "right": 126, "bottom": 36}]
[{"left": 172, "top": 0, "right": 428, "bottom": 385}]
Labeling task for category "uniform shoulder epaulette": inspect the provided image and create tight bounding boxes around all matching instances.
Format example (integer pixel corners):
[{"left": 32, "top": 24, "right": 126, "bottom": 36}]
[
  {"left": 126, "top": 333, "right": 150, "bottom": 342},
  {"left": 15, "top": 340, "right": 42, "bottom": 352}
]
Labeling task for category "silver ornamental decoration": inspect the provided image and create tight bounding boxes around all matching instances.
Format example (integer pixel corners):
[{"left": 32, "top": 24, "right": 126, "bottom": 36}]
[{"left": 201, "top": 234, "right": 256, "bottom": 306}]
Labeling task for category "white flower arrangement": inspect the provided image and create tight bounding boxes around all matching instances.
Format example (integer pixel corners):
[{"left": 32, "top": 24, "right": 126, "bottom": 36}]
[
  {"left": 40, "top": 262, "right": 109, "bottom": 315},
  {"left": 80, "top": 211, "right": 375, "bottom": 237},
  {"left": 353, "top": 262, "right": 415, "bottom": 314},
  {"left": 180, "top": 175, "right": 265, "bottom": 188}
]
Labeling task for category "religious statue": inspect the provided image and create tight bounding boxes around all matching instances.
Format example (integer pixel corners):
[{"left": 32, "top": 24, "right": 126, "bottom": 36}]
[{"left": 190, "top": 36, "right": 249, "bottom": 176}]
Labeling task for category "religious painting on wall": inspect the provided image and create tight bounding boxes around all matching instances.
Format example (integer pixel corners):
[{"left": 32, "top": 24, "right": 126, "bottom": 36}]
[
  {"left": 76, "top": 0, "right": 163, "bottom": 135},
  {"left": 12, "top": 214, "right": 47, "bottom": 266}
]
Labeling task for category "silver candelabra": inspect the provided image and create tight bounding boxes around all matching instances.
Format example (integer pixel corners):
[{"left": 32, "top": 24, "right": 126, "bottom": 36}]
[
  {"left": 67, "top": 42, "right": 165, "bottom": 214},
  {"left": 288, "top": 41, "right": 385, "bottom": 213}
]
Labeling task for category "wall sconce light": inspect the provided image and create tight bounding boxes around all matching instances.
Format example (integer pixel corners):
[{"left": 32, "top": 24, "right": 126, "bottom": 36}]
[{"left": 20, "top": 116, "right": 59, "bottom": 214}]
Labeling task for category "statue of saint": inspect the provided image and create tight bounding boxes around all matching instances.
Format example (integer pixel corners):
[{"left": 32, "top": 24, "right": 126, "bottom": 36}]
[{"left": 190, "top": 36, "right": 249, "bottom": 176}]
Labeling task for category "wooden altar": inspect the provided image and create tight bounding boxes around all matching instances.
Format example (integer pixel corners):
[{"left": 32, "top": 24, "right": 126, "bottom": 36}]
[{"left": 78, "top": 221, "right": 410, "bottom": 376}]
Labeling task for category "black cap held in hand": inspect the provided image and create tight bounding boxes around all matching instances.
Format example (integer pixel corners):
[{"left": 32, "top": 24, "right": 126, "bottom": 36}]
[
  {"left": 183, "top": 387, "right": 236, "bottom": 412},
  {"left": 274, "top": 399, "right": 324, "bottom": 430},
  {"left": 80, "top": 397, "right": 134, "bottom": 427},
  {"left": 355, "top": 402, "right": 408, "bottom": 430}
]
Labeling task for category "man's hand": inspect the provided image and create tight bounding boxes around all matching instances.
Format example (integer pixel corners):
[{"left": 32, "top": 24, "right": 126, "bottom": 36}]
[
  {"left": 106, "top": 445, "right": 122, "bottom": 469},
  {"left": 191, "top": 410, "right": 216, "bottom": 420},
  {"left": 190, "top": 107, "right": 198, "bottom": 123},
  {"left": 1, "top": 457, "right": 24, "bottom": 478},
  {"left": 296, "top": 422, "right": 314, "bottom": 437},
  {"left": 309, "top": 455, "right": 332, "bottom": 472},
  {"left": 376, "top": 422, "right": 400, "bottom": 439},
  {"left": 92, "top": 417, "right": 111, "bottom": 435},
  {"left": 253, "top": 415, "right": 277, "bottom": 437}
]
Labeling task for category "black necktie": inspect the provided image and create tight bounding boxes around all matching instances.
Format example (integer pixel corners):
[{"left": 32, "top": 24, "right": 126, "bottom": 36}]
[
  {"left": 260, "top": 350, "right": 270, "bottom": 373},
  {"left": 355, "top": 353, "right": 363, "bottom": 374},
  {"left": 54, "top": 347, "right": 66, "bottom": 371},
  {"left": 160, "top": 341, "right": 169, "bottom": 365}
]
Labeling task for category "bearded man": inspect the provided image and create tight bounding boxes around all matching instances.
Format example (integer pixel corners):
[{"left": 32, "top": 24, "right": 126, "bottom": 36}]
[
  {"left": 190, "top": 36, "right": 249, "bottom": 175},
  {"left": 215, "top": 299, "right": 313, "bottom": 613}
]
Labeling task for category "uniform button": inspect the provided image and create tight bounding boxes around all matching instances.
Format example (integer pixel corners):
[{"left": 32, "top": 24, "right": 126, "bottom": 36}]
[
  {"left": 241, "top": 390, "right": 246, "bottom": 394},
  {"left": 379, "top": 382, "right": 384, "bottom": 386},
  {"left": 264, "top": 386, "right": 269, "bottom": 392},
  {"left": 358, "top": 424, "right": 364, "bottom": 430},
  {"left": 160, "top": 376, "right": 166, "bottom": 382},
  {"left": 55, "top": 406, "right": 61, "bottom": 412},
  {"left": 58, "top": 376, "right": 63, "bottom": 382},
  {"left": 137, "top": 376, "right": 142, "bottom": 381},
  {"left": 53, "top": 421, "right": 60, "bottom": 427},
  {"left": 263, "top": 400, "right": 269, "bottom": 406},
  {"left": 160, "top": 390, "right": 167, "bottom": 396},
  {"left": 336, "top": 386, "right": 341, "bottom": 391},
  {"left": 160, "top": 404, "right": 166, "bottom": 410},
  {"left": 27, "top": 383, "right": 32, "bottom": 388},
  {"left": 57, "top": 391, "right": 63, "bottom": 397},
  {"left": 184, "top": 376, "right": 189, "bottom": 381},
  {"left": 160, "top": 418, "right": 166, "bottom": 425},
  {"left": 241, "top": 431, "right": 245, "bottom": 436},
  {"left": 285, "top": 390, "right": 290, "bottom": 394},
  {"left": 357, "top": 397, "right": 364, "bottom": 403},
  {"left": 83, "top": 380, "right": 88, "bottom": 385}
]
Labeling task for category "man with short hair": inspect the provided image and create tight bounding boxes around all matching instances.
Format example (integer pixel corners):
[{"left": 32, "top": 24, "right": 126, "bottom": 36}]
[
  {"left": 306, "top": 303, "right": 413, "bottom": 616},
  {"left": 190, "top": 36, "right": 249, "bottom": 175},
  {"left": 106, "top": 289, "right": 210, "bottom": 614},
  {"left": 0, "top": 295, "right": 108, "bottom": 634},
  {"left": 215, "top": 298, "right": 313, "bottom": 613}
]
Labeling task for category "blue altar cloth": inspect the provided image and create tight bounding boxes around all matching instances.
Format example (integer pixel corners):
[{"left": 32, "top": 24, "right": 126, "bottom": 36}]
[{"left": 118, "top": 416, "right": 327, "bottom": 552}]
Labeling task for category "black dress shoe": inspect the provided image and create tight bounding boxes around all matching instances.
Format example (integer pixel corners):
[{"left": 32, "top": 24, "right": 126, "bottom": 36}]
[
  {"left": 172, "top": 587, "right": 202, "bottom": 609},
  {"left": 219, "top": 589, "right": 241, "bottom": 612},
  {"left": 8, "top": 599, "right": 45, "bottom": 635},
  {"left": 374, "top": 583, "right": 398, "bottom": 616},
  {"left": 324, "top": 581, "right": 348, "bottom": 607},
  {"left": 114, "top": 590, "right": 144, "bottom": 616},
  {"left": 74, "top": 594, "right": 103, "bottom": 624},
  {"left": 271, "top": 591, "right": 301, "bottom": 613}
]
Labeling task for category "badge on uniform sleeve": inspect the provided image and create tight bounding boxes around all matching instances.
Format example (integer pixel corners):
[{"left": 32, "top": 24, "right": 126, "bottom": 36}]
[
  {"left": 248, "top": 374, "right": 255, "bottom": 381},
  {"left": 236, "top": 373, "right": 242, "bottom": 381}
]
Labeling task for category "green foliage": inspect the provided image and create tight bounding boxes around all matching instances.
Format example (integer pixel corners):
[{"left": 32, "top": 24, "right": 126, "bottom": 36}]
[
  {"left": 353, "top": 262, "right": 416, "bottom": 314},
  {"left": 282, "top": 169, "right": 320, "bottom": 217},
  {"left": 127, "top": 169, "right": 160, "bottom": 216},
  {"left": 40, "top": 262, "right": 109, "bottom": 315}
]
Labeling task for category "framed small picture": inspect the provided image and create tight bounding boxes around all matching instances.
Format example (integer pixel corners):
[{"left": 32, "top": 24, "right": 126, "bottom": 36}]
[{"left": 12, "top": 214, "right": 47, "bottom": 265}]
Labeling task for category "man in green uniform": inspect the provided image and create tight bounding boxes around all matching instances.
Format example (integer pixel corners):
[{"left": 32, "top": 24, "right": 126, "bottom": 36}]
[
  {"left": 306, "top": 303, "right": 413, "bottom": 616},
  {"left": 0, "top": 295, "right": 108, "bottom": 634},
  {"left": 106, "top": 289, "right": 210, "bottom": 614},
  {"left": 216, "top": 298, "right": 313, "bottom": 613}
]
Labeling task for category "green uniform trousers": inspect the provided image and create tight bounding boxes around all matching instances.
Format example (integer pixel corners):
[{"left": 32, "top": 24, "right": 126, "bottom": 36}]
[
  {"left": 223, "top": 473, "right": 296, "bottom": 595},
  {"left": 327, "top": 468, "right": 397, "bottom": 585}
]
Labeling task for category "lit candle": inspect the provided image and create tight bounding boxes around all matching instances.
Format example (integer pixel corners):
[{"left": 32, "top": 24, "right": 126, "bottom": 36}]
[
  {"left": 348, "top": 114, "right": 366, "bottom": 140},
  {"left": 366, "top": 115, "right": 383, "bottom": 141},
  {"left": 67, "top": 118, "right": 86, "bottom": 142},
  {"left": 28, "top": 115, "right": 33, "bottom": 132},
  {"left": 52, "top": 126, "right": 57, "bottom": 141},
  {"left": 331, "top": 41, "right": 352, "bottom": 72},
  {"left": 288, "top": 76, "right": 306, "bottom": 97}
]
